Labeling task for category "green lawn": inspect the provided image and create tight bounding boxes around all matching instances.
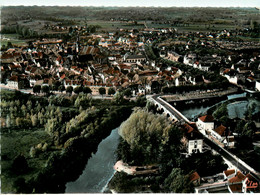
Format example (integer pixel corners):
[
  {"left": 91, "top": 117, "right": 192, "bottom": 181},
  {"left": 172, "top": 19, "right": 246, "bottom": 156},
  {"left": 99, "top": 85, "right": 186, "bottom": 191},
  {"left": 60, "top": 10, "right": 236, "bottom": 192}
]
[
  {"left": 0, "top": 34, "right": 27, "bottom": 48},
  {"left": 1, "top": 127, "right": 52, "bottom": 193}
]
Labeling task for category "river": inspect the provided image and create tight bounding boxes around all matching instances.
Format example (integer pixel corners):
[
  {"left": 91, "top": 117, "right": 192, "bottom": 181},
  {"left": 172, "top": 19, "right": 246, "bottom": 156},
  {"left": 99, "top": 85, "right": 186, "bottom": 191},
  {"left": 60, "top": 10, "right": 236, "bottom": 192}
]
[
  {"left": 65, "top": 128, "right": 119, "bottom": 193},
  {"left": 176, "top": 92, "right": 259, "bottom": 121},
  {"left": 64, "top": 93, "right": 259, "bottom": 193}
]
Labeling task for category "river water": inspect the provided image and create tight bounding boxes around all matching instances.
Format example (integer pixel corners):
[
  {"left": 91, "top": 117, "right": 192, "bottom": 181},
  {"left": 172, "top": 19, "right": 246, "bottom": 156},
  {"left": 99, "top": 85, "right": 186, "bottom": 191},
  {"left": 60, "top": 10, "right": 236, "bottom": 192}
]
[
  {"left": 65, "top": 128, "right": 119, "bottom": 193},
  {"left": 64, "top": 93, "right": 259, "bottom": 193},
  {"left": 178, "top": 93, "right": 252, "bottom": 120}
]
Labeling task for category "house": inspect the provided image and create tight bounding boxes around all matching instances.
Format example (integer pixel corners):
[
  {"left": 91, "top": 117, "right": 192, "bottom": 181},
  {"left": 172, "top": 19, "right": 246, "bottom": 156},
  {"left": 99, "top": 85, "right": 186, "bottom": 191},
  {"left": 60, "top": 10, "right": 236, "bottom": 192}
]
[
  {"left": 256, "top": 79, "right": 260, "bottom": 92},
  {"left": 198, "top": 63, "right": 210, "bottom": 72},
  {"left": 124, "top": 54, "right": 146, "bottom": 63},
  {"left": 196, "top": 115, "right": 214, "bottom": 135},
  {"left": 183, "top": 53, "right": 196, "bottom": 65},
  {"left": 237, "top": 67, "right": 251, "bottom": 74},
  {"left": 167, "top": 51, "right": 181, "bottom": 62},
  {"left": 175, "top": 76, "right": 186, "bottom": 87},
  {"left": 7, "top": 75, "right": 27, "bottom": 89},
  {"left": 211, "top": 125, "right": 235, "bottom": 148},
  {"left": 189, "top": 172, "right": 201, "bottom": 186},
  {"left": 222, "top": 69, "right": 238, "bottom": 85},
  {"left": 224, "top": 169, "right": 260, "bottom": 193},
  {"left": 181, "top": 123, "right": 204, "bottom": 155}
]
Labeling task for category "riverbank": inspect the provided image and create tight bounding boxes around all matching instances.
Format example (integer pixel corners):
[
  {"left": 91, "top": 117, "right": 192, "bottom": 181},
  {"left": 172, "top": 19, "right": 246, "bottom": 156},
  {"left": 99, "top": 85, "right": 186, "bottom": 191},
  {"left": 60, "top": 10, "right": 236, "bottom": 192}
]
[
  {"left": 0, "top": 89, "right": 136, "bottom": 193},
  {"left": 65, "top": 128, "right": 120, "bottom": 193}
]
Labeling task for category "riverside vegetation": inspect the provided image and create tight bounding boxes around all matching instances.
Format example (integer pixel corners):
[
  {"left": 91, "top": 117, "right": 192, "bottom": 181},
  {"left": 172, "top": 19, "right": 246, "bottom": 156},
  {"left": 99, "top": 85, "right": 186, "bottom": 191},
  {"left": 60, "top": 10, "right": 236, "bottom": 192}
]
[
  {"left": 0, "top": 89, "right": 146, "bottom": 193},
  {"left": 108, "top": 107, "right": 228, "bottom": 193}
]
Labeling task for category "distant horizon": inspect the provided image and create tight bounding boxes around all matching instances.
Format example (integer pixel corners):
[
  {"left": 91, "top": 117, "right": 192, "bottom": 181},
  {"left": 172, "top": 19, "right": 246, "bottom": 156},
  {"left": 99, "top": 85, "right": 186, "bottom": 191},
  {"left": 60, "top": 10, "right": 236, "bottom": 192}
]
[
  {"left": 1, "top": 5, "right": 260, "bottom": 8},
  {"left": 1, "top": 0, "right": 260, "bottom": 8}
]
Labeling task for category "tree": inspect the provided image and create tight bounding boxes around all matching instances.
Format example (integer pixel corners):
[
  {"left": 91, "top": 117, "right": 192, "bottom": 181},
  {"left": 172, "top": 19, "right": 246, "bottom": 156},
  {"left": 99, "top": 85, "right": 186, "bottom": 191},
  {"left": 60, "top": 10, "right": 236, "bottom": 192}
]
[
  {"left": 83, "top": 86, "right": 92, "bottom": 94},
  {"left": 118, "top": 109, "right": 176, "bottom": 165},
  {"left": 7, "top": 41, "right": 13, "bottom": 48},
  {"left": 66, "top": 86, "right": 73, "bottom": 94},
  {"left": 123, "top": 88, "right": 132, "bottom": 98},
  {"left": 74, "top": 94, "right": 92, "bottom": 109},
  {"left": 12, "top": 154, "right": 28, "bottom": 174},
  {"left": 73, "top": 86, "right": 83, "bottom": 94},
  {"left": 181, "top": 151, "right": 228, "bottom": 177},
  {"left": 99, "top": 87, "right": 106, "bottom": 97},
  {"left": 41, "top": 85, "right": 50, "bottom": 95},
  {"left": 164, "top": 168, "right": 194, "bottom": 193},
  {"left": 245, "top": 102, "right": 256, "bottom": 120},
  {"left": 108, "top": 87, "right": 116, "bottom": 95},
  {"left": 213, "top": 103, "right": 228, "bottom": 120},
  {"left": 33, "top": 85, "right": 41, "bottom": 94},
  {"left": 112, "top": 91, "right": 125, "bottom": 105},
  {"left": 58, "top": 85, "right": 65, "bottom": 93},
  {"left": 21, "top": 104, "right": 27, "bottom": 116},
  {"left": 243, "top": 122, "right": 256, "bottom": 139},
  {"left": 31, "top": 114, "right": 38, "bottom": 127}
]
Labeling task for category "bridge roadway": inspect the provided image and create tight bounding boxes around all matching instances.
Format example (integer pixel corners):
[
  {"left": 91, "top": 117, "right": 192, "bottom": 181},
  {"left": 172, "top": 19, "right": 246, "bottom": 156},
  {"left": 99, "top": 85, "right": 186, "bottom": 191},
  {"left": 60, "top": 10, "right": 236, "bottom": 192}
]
[
  {"left": 150, "top": 94, "right": 260, "bottom": 184},
  {"left": 151, "top": 94, "right": 190, "bottom": 123}
]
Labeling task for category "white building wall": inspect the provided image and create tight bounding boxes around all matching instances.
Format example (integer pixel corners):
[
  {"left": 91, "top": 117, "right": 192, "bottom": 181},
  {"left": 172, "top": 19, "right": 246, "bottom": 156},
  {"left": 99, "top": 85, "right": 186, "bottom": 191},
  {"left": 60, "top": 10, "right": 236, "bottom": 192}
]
[
  {"left": 196, "top": 119, "right": 214, "bottom": 135},
  {"left": 256, "top": 81, "right": 260, "bottom": 92},
  {"left": 224, "top": 75, "right": 238, "bottom": 85},
  {"left": 7, "top": 81, "right": 18, "bottom": 89},
  {"left": 188, "top": 139, "right": 203, "bottom": 154}
]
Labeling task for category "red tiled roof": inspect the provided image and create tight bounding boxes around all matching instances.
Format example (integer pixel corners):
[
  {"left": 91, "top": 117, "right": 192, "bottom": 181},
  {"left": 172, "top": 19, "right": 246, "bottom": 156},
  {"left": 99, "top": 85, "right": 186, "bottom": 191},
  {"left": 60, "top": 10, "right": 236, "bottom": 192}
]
[
  {"left": 223, "top": 69, "right": 230, "bottom": 74},
  {"left": 189, "top": 172, "right": 200, "bottom": 182},
  {"left": 214, "top": 125, "right": 226, "bottom": 136},
  {"left": 238, "top": 67, "right": 251, "bottom": 71},
  {"left": 228, "top": 171, "right": 245, "bottom": 183},
  {"left": 1, "top": 53, "right": 14, "bottom": 59},
  {"left": 60, "top": 74, "right": 66, "bottom": 79},
  {"left": 199, "top": 115, "right": 214, "bottom": 122},
  {"left": 183, "top": 124, "right": 194, "bottom": 133},
  {"left": 248, "top": 76, "right": 255, "bottom": 81},
  {"left": 224, "top": 169, "right": 235, "bottom": 177},
  {"left": 8, "top": 75, "right": 19, "bottom": 82},
  {"left": 229, "top": 184, "right": 242, "bottom": 193}
]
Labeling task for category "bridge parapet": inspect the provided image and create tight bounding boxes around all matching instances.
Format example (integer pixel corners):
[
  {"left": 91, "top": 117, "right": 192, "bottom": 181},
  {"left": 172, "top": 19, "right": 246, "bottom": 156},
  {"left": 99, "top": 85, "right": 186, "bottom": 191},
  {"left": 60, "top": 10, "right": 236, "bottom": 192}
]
[
  {"left": 148, "top": 96, "right": 191, "bottom": 124},
  {"left": 157, "top": 97, "right": 191, "bottom": 124}
]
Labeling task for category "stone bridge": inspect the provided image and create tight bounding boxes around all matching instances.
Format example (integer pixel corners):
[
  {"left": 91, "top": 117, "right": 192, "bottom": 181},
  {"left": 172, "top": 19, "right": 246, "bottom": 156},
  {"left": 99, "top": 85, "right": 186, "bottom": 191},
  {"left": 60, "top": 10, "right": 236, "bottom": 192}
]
[
  {"left": 148, "top": 94, "right": 260, "bottom": 184},
  {"left": 148, "top": 95, "right": 191, "bottom": 124}
]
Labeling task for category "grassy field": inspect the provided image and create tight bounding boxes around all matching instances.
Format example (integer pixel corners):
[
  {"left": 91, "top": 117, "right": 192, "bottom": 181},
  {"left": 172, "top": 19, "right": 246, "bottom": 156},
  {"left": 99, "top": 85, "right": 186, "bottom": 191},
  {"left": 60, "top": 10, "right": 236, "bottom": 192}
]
[
  {"left": 2, "top": 7, "right": 259, "bottom": 34},
  {"left": 0, "top": 34, "right": 27, "bottom": 48},
  {"left": 1, "top": 127, "right": 52, "bottom": 193}
]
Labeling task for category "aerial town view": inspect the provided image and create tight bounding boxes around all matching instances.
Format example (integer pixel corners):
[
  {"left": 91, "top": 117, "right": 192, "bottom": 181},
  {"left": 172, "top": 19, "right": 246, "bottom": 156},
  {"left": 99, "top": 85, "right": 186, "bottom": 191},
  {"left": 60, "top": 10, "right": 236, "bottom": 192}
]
[{"left": 0, "top": 0, "right": 260, "bottom": 193}]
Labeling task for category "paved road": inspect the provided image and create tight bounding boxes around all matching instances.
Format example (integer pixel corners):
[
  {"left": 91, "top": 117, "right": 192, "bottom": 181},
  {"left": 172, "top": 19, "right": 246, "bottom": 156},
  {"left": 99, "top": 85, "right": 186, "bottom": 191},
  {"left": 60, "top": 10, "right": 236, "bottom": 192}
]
[
  {"left": 151, "top": 94, "right": 190, "bottom": 122},
  {"left": 203, "top": 136, "right": 260, "bottom": 183},
  {"left": 151, "top": 94, "right": 260, "bottom": 183}
]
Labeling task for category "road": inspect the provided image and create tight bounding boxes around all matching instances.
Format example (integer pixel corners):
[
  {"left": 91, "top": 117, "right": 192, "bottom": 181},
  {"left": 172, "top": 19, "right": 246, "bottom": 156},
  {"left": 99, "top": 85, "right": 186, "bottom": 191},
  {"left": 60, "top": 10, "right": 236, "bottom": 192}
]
[
  {"left": 150, "top": 94, "right": 260, "bottom": 183},
  {"left": 203, "top": 136, "right": 260, "bottom": 183},
  {"left": 151, "top": 94, "right": 190, "bottom": 122}
]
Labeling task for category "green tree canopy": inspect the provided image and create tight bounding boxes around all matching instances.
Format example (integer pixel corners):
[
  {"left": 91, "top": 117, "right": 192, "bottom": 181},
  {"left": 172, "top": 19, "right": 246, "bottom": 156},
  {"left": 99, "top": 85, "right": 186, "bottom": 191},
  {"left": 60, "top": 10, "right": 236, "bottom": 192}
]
[
  {"left": 123, "top": 88, "right": 132, "bottom": 97},
  {"left": 58, "top": 85, "right": 65, "bottom": 92},
  {"left": 118, "top": 109, "right": 180, "bottom": 165},
  {"left": 108, "top": 87, "right": 116, "bottom": 95},
  {"left": 82, "top": 86, "right": 92, "bottom": 94},
  {"left": 66, "top": 86, "right": 73, "bottom": 94},
  {"left": 112, "top": 91, "right": 125, "bottom": 105},
  {"left": 99, "top": 87, "right": 106, "bottom": 97},
  {"left": 33, "top": 85, "right": 41, "bottom": 94},
  {"left": 164, "top": 168, "right": 194, "bottom": 193},
  {"left": 41, "top": 85, "right": 50, "bottom": 95},
  {"left": 73, "top": 86, "right": 83, "bottom": 94}
]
